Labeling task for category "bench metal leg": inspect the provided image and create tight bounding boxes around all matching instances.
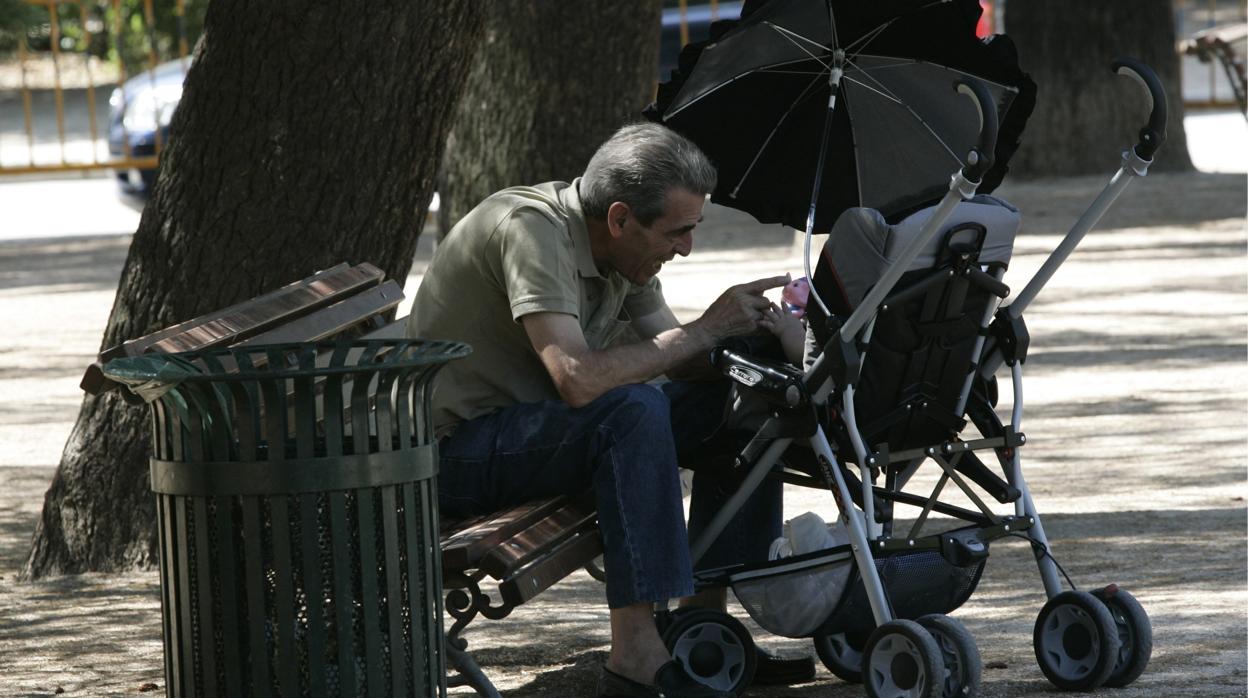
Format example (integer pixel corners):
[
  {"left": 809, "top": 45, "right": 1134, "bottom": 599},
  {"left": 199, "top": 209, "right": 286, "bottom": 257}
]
[{"left": 446, "top": 638, "right": 502, "bottom": 698}]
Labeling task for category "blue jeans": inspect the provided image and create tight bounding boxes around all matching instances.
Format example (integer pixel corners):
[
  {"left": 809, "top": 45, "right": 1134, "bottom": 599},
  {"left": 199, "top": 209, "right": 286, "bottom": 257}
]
[{"left": 437, "top": 380, "right": 782, "bottom": 608}]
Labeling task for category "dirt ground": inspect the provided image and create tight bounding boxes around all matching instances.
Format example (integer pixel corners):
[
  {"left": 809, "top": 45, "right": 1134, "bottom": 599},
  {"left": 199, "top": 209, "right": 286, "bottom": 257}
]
[{"left": 0, "top": 170, "right": 1245, "bottom": 696}]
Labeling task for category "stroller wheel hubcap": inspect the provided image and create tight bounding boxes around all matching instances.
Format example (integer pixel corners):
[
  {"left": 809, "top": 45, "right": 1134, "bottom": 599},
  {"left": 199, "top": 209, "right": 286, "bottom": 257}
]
[
  {"left": 1063, "top": 622, "right": 1093, "bottom": 660},
  {"left": 890, "top": 652, "right": 920, "bottom": 689},
  {"left": 870, "top": 635, "right": 927, "bottom": 693},
  {"left": 672, "top": 622, "right": 747, "bottom": 689},
  {"left": 689, "top": 639, "right": 726, "bottom": 677}
]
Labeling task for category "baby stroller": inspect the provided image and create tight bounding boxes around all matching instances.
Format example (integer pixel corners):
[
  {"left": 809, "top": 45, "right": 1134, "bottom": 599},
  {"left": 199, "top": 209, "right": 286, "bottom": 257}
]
[
  {"left": 647, "top": 4, "right": 1167, "bottom": 693},
  {"left": 648, "top": 1, "right": 1163, "bottom": 689}
]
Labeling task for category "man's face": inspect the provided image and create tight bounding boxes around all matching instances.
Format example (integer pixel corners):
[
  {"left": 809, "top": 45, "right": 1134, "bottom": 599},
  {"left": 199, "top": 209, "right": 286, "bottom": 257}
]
[{"left": 613, "top": 187, "right": 704, "bottom": 285}]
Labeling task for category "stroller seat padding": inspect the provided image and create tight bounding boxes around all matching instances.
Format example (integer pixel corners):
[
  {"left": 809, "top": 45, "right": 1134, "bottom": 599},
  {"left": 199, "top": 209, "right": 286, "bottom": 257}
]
[{"left": 820, "top": 195, "right": 1020, "bottom": 310}]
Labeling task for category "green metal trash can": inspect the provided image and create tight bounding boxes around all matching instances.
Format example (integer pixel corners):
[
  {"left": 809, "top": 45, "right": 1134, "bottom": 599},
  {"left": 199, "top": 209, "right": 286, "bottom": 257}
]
[{"left": 103, "top": 339, "right": 471, "bottom": 697}]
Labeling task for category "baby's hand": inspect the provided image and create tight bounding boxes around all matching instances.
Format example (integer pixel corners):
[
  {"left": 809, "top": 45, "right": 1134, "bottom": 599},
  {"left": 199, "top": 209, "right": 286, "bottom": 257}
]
[{"left": 759, "top": 302, "right": 806, "bottom": 364}]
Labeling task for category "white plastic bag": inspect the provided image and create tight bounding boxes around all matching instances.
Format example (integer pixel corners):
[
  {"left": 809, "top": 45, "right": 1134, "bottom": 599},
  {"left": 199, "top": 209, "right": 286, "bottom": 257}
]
[{"left": 768, "top": 511, "right": 848, "bottom": 560}]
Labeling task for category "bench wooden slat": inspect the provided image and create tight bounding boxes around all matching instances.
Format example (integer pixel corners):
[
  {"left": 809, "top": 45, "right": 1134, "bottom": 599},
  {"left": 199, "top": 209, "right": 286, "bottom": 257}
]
[
  {"left": 499, "top": 526, "right": 602, "bottom": 607},
  {"left": 82, "top": 263, "right": 385, "bottom": 394},
  {"left": 147, "top": 264, "right": 385, "bottom": 354},
  {"left": 440, "top": 498, "right": 571, "bottom": 572},
  {"left": 478, "top": 502, "right": 597, "bottom": 579},
  {"left": 236, "top": 280, "right": 403, "bottom": 347}
]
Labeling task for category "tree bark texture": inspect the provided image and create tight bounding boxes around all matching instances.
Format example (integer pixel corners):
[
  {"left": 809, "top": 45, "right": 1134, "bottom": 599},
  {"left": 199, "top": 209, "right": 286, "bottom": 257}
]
[
  {"left": 1005, "top": 0, "right": 1192, "bottom": 176},
  {"left": 24, "top": 0, "right": 484, "bottom": 578},
  {"left": 437, "top": 0, "right": 663, "bottom": 235}
]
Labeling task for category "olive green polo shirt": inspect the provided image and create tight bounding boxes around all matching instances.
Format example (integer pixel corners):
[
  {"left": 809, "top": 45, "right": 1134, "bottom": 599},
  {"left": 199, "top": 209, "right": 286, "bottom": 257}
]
[{"left": 407, "top": 179, "right": 665, "bottom": 435}]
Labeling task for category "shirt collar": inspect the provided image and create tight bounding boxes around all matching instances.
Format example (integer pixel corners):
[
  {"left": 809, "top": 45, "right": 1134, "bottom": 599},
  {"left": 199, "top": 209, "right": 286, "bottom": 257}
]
[{"left": 561, "top": 177, "right": 601, "bottom": 279}]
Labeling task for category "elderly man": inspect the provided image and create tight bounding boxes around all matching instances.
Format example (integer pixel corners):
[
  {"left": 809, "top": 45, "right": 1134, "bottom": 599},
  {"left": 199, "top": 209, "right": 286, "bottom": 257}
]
[{"left": 409, "top": 123, "right": 812, "bottom": 697}]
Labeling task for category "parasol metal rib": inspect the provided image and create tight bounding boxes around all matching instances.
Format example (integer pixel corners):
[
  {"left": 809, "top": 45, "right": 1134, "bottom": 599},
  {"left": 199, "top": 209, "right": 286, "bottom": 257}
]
[
  {"left": 663, "top": 54, "right": 831, "bottom": 120},
  {"left": 764, "top": 22, "right": 833, "bottom": 71},
  {"left": 843, "top": 55, "right": 1021, "bottom": 161},
  {"left": 842, "top": 74, "right": 962, "bottom": 165},
  {"left": 730, "top": 70, "right": 828, "bottom": 199}
]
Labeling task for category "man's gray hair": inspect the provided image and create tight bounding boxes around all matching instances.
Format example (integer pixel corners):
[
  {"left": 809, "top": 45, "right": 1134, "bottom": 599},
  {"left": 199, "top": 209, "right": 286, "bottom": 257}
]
[{"left": 580, "top": 123, "right": 717, "bottom": 226}]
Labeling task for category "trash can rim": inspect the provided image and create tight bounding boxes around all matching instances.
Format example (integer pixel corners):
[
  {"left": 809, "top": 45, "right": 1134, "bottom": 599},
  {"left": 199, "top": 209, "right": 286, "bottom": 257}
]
[{"left": 103, "top": 338, "right": 472, "bottom": 384}]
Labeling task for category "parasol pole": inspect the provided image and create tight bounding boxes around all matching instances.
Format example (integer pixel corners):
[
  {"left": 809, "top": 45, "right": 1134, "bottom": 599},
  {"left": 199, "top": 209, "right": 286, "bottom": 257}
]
[{"left": 801, "top": 50, "right": 846, "bottom": 319}]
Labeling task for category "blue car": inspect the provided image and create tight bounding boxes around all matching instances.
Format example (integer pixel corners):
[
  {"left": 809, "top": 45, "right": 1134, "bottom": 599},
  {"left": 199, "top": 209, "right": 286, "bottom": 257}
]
[{"left": 108, "top": 58, "right": 187, "bottom": 195}]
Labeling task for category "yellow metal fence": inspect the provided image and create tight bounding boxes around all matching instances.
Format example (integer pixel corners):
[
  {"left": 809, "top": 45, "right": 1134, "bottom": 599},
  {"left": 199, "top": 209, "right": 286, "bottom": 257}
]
[{"left": 1, "top": 0, "right": 189, "bottom": 176}]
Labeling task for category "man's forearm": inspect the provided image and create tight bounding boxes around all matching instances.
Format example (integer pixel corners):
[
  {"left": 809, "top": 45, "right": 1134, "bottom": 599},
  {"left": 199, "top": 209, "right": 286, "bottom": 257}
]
[{"left": 558, "top": 320, "right": 718, "bottom": 406}]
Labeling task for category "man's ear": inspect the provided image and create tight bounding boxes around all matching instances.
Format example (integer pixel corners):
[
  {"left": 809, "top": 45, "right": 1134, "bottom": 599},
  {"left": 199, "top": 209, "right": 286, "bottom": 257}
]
[{"left": 606, "top": 201, "right": 630, "bottom": 238}]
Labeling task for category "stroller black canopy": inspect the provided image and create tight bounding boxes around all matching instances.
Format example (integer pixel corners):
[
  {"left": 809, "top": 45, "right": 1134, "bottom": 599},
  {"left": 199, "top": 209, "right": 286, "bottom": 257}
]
[{"left": 646, "top": 0, "right": 1036, "bottom": 233}]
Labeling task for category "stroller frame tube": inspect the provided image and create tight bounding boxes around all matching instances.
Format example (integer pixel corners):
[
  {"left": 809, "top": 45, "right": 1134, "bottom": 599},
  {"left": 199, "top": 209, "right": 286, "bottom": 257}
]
[
  {"left": 954, "top": 267, "right": 1008, "bottom": 416},
  {"left": 688, "top": 436, "right": 794, "bottom": 567},
  {"left": 808, "top": 426, "right": 895, "bottom": 626},
  {"left": 1008, "top": 149, "right": 1152, "bottom": 319},
  {"left": 979, "top": 149, "right": 1153, "bottom": 380},
  {"left": 1007, "top": 361, "right": 1064, "bottom": 597},
  {"left": 840, "top": 384, "right": 882, "bottom": 537}
]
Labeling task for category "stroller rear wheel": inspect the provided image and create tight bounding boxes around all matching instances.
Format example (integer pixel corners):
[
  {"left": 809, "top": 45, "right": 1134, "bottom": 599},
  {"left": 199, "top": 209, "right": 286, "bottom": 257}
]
[
  {"left": 1033, "top": 590, "right": 1121, "bottom": 691},
  {"left": 917, "top": 614, "right": 982, "bottom": 697},
  {"left": 813, "top": 631, "right": 866, "bottom": 683},
  {"left": 862, "top": 619, "right": 943, "bottom": 698},
  {"left": 660, "top": 608, "right": 757, "bottom": 695},
  {"left": 1091, "top": 585, "right": 1152, "bottom": 688}
]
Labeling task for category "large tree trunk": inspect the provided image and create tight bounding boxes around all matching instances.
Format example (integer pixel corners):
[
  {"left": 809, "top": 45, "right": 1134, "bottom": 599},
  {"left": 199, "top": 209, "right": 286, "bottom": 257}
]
[
  {"left": 24, "top": 0, "right": 484, "bottom": 579},
  {"left": 1006, "top": 0, "right": 1193, "bottom": 176},
  {"left": 437, "top": 0, "right": 662, "bottom": 234}
]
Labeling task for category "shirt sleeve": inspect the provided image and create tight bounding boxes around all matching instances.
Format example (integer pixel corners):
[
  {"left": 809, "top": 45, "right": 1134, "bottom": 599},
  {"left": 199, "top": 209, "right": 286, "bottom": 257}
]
[
  {"left": 493, "top": 208, "right": 579, "bottom": 321},
  {"left": 623, "top": 276, "right": 666, "bottom": 319}
]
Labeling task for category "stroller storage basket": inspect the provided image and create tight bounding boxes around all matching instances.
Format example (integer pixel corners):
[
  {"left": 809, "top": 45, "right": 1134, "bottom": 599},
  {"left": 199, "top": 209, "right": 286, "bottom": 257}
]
[
  {"left": 730, "top": 546, "right": 855, "bottom": 638},
  {"left": 727, "top": 545, "right": 985, "bottom": 639}
]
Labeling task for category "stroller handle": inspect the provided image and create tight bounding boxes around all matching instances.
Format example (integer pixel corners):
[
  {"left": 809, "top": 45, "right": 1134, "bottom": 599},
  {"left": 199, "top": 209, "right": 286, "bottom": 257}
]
[
  {"left": 1111, "top": 57, "right": 1167, "bottom": 161},
  {"left": 954, "top": 78, "right": 999, "bottom": 183}
]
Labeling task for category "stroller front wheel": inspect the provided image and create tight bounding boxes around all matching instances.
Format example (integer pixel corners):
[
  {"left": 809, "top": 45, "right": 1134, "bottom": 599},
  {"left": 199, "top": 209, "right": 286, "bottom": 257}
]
[
  {"left": 660, "top": 608, "right": 757, "bottom": 696},
  {"left": 1033, "top": 590, "right": 1121, "bottom": 691},
  {"left": 813, "top": 631, "right": 866, "bottom": 683},
  {"left": 862, "top": 619, "right": 943, "bottom": 698},
  {"left": 1091, "top": 585, "right": 1152, "bottom": 688},
  {"left": 917, "top": 613, "right": 982, "bottom": 697}
]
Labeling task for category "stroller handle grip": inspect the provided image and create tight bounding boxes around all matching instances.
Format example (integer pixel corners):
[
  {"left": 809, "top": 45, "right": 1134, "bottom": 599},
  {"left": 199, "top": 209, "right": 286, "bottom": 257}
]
[
  {"left": 1111, "top": 57, "right": 1167, "bottom": 161},
  {"left": 955, "top": 78, "right": 998, "bottom": 183}
]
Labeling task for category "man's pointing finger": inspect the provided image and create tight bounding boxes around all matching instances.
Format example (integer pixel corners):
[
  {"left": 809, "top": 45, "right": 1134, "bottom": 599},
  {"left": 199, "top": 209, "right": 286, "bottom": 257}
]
[{"left": 738, "top": 274, "right": 792, "bottom": 295}]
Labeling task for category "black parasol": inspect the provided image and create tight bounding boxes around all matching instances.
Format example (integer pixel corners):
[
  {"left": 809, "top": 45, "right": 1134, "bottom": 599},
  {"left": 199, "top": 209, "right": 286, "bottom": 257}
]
[{"left": 646, "top": 0, "right": 1035, "bottom": 234}]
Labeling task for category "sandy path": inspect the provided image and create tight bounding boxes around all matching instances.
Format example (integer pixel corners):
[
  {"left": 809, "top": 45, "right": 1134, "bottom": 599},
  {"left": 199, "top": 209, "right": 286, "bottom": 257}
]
[{"left": 0, "top": 171, "right": 1244, "bottom": 696}]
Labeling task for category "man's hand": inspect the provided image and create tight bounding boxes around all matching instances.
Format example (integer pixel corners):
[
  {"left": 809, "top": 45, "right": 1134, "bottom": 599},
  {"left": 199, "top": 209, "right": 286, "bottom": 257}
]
[{"left": 690, "top": 275, "right": 791, "bottom": 342}]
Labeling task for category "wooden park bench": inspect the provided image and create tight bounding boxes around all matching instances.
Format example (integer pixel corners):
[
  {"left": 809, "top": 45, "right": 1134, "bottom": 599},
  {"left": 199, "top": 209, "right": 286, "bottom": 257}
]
[{"left": 83, "top": 262, "right": 602, "bottom": 697}]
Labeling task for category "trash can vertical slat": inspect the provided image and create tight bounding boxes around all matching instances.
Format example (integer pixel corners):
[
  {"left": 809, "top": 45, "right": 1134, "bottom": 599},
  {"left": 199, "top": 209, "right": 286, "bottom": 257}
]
[
  {"left": 270, "top": 496, "right": 300, "bottom": 696},
  {"left": 192, "top": 496, "right": 218, "bottom": 696},
  {"left": 403, "top": 481, "right": 430, "bottom": 686},
  {"left": 350, "top": 372, "right": 372, "bottom": 457},
  {"left": 157, "top": 494, "right": 182, "bottom": 694},
  {"left": 261, "top": 375, "right": 287, "bottom": 462},
  {"left": 356, "top": 489, "right": 384, "bottom": 697},
  {"left": 300, "top": 492, "right": 329, "bottom": 697},
  {"left": 329, "top": 491, "right": 357, "bottom": 696},
  {"left": 241, "top": 495, "right": 271, "bottom": 695},
  {"left": 382, "top": 483, "right": 405, "bottom": 695},
  {"left": 173, "top": 495, "right": 196, "bottom": 694},
  {"left": 213, "top": 497, "right": 243, "bottom": 697}
]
